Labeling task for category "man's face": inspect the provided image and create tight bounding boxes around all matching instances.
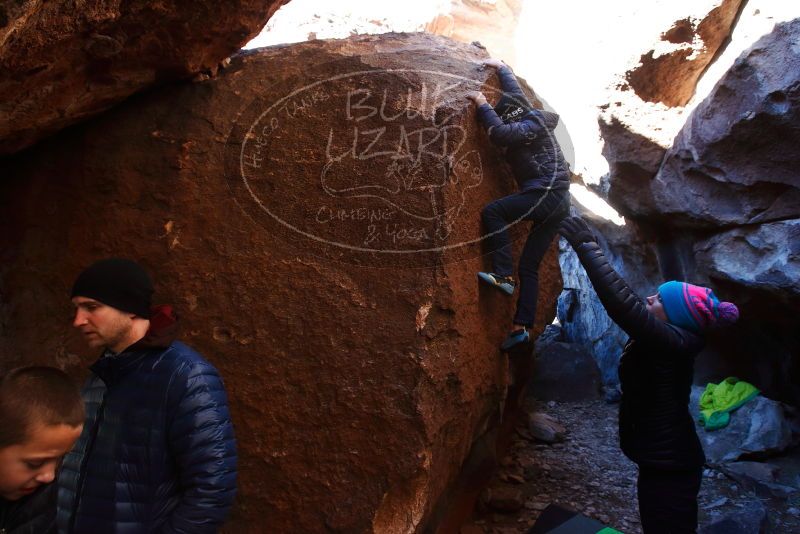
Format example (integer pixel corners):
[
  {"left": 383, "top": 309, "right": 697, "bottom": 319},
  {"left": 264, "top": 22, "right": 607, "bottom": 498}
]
[
  {"left": 646, "top": 293, "right": 669, "bottom": 323},
  {"left": 0, "top": 423, "right": 83, "bottom": 500},
  {"left": 72, "top": 296, "right": 134, "bottom": 351}
]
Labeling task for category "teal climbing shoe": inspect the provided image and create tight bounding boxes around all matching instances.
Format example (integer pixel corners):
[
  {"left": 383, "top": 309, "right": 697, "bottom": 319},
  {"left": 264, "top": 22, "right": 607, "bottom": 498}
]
[
  {"left": 501, "top": 328, "right": 529, "bottom": 352},
  {"left": 478, "top": 272, "right": 516, "bottom": 296}
]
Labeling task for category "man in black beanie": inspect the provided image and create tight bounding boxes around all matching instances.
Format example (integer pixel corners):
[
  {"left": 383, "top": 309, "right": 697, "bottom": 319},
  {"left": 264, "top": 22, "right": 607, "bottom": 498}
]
[
  {"left": 59, "top": 258, "right": 238, "bottom": 533},
  {"left": 69, "top": 258, "right": 154, "bottom": 353}
]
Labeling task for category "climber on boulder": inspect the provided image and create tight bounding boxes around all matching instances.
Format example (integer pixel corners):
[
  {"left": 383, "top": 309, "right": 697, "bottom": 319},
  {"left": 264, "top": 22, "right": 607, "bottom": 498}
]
[
  {"left": 559, "top": 216, "right": 740, "bottom": 534},
  {"left": 467, "top": 58, "right": 571, "bottom": 352}
]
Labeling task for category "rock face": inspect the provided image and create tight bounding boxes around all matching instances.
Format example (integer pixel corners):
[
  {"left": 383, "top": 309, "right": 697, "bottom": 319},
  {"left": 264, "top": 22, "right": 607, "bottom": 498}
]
[
  {"left": 530, "top": 341, "right": 601, "bottom": 402},
  {"left": 586, "top": 15, "right": 800, "bottom": 407},
  {"left": 691, "top": 387, "right": 794, "bottom": 465},
  {"left": 650, "top": 18, "right": 800, "bottom": 227},
  {"left": 557, "top": 216, "right": 661, "bottom": 392},
  {"left": 596, "top": 114, "right": 673, "bottom": 217},
  {"left": 695, "top": 221, "right": 800, "bottom": 300},
  {"left": 597, "top": 0, "right": 745, "bottom": 215},
  {"left": 0, "top": 33, "right": 562, "bottom": 533},
  {"left": 0, "top": 0, "right": 288, "bottom": 156},
  {"left": 625, "top": 0, "right": 745, "bottom": 107},
  {"left": 654, "top": 20, "right": 800, "bottom": 405}
]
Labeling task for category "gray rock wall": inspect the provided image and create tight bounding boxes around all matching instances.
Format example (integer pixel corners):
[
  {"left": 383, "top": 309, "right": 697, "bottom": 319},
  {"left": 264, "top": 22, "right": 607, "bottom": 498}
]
[
  {"left": 565, "top": 17, "right": 800, "bottom": 405},
  {"left": 557, "top": 216, "right": 661, "bottom": 392},
  {"left": 695, "top": 220, "right": 800, "bottom": 301},
  {"left": 651, "top": 18, "right": 800, "bottom": 227}
]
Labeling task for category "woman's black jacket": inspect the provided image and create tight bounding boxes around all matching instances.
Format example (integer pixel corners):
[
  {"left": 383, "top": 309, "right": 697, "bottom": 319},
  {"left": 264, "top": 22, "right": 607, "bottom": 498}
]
[{"left": 565, "top": 236, "right": 706, "bottom": 471}]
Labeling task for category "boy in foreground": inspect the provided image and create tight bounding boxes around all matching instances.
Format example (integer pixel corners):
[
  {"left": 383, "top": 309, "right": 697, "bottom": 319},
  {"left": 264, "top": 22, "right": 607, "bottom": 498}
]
[{"left": 0, "top": 366, "right": 84, "bottom": 533}]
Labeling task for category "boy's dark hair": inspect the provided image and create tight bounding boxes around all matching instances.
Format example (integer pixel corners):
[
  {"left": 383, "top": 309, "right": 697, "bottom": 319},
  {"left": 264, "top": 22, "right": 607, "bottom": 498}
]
[{"left": 0, "top": 366, "right": 84, "bottom": 448}]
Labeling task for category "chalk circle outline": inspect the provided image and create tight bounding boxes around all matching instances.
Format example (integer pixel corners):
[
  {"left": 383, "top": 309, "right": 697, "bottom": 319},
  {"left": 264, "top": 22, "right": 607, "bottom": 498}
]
[{"left": 236, "top": 67, "right": 565, "bottom": 255}]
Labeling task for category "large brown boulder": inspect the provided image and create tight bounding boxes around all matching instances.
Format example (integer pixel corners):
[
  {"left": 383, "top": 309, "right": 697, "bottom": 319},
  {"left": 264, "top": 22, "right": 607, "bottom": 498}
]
[
  {"left": 0, "top": 0, "right": 288, "bottom": 156},
  {"left": 0, "top": 33, "right": 562, "bottom": 532}
]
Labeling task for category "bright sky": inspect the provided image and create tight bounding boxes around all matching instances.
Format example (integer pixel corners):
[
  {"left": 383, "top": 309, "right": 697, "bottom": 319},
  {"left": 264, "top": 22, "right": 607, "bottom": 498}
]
[{"left": 245, "top": 0, "right": 451, "bottom": 48}]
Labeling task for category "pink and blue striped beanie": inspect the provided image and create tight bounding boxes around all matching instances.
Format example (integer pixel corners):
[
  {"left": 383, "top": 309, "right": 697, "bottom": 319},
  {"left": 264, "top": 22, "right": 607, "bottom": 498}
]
[{"left": 658, "top": 281, "right": 739, "bottom": 333}]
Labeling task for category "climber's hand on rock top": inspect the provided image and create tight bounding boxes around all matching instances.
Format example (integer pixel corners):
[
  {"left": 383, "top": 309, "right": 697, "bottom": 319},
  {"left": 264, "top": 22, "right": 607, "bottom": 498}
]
[
  {"left": 483, "top": 58, "right": 506, "bottom": 70},
  {"left": 466, "top": 91, "right": 488, "bottom": 105},
  {"left": 559, "top": 216, "right": 597, "bottom": 246}
]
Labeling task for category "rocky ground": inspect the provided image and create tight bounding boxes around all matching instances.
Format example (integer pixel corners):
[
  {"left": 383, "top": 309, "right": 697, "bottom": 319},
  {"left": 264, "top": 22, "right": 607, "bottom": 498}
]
[{"left": 463, "top": 396, "right": 800, "bottom": 534}]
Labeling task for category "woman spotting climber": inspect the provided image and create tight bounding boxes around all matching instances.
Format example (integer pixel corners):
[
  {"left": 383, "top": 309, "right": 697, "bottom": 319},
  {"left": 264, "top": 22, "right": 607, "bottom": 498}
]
[
  {"left": 559, "top": 216, "right": 740, "bottom": 533},
  {"left": 467, "top": 58, "right": 571, "bottom": 352}
]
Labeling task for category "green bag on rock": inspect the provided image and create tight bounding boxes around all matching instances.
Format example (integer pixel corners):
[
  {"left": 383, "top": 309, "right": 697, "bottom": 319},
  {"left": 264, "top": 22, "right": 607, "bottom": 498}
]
[{"left": 698, "top": 377, "right": 759, "bottom": 430}]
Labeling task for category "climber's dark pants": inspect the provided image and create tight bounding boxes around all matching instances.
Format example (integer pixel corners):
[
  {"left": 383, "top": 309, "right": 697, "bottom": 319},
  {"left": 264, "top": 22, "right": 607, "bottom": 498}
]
[
  {"left": 637, "top": 466, "right": 703, "bottom": 534},
  {"left": 481, "top": 188, "right": 569, "bottom": 328}
]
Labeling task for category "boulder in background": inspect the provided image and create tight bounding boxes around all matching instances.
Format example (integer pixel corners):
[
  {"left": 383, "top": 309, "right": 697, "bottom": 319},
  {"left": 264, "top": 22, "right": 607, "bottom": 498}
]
[{"left": 530, "top": 341, "right": 602, "bottom": 402}]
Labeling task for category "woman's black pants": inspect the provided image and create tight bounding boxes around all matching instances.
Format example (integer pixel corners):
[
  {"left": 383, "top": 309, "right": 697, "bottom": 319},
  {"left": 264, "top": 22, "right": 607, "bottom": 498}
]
[{"left": 638, "top": 466, "right": 703, "bottom": 533}]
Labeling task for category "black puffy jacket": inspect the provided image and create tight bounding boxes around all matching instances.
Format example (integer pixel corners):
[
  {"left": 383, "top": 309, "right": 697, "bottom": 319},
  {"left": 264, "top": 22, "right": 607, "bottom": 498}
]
[
  {"left": 56, "top": 331, "right": 237, "bottom": 533},
  {"left": 567, "top": 238, "right": 706, "bottom": 470},
  {"left": 0, "top": 485, "right": 56, "bottom": 533},
  {"left": 476, "top": 66, "right": 571, "bottom": 192}
]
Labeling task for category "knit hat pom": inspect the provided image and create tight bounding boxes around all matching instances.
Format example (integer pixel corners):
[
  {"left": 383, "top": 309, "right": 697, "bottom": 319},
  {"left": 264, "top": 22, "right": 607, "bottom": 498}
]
[{"left": 716, "top": 301, "right": 739, "bottom": 326}]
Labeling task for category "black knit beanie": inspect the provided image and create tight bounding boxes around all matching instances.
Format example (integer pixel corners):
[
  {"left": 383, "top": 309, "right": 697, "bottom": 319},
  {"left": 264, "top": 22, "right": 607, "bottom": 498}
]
[{"left": 71, "top": 258, "right": 153, "bottom": 318}]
